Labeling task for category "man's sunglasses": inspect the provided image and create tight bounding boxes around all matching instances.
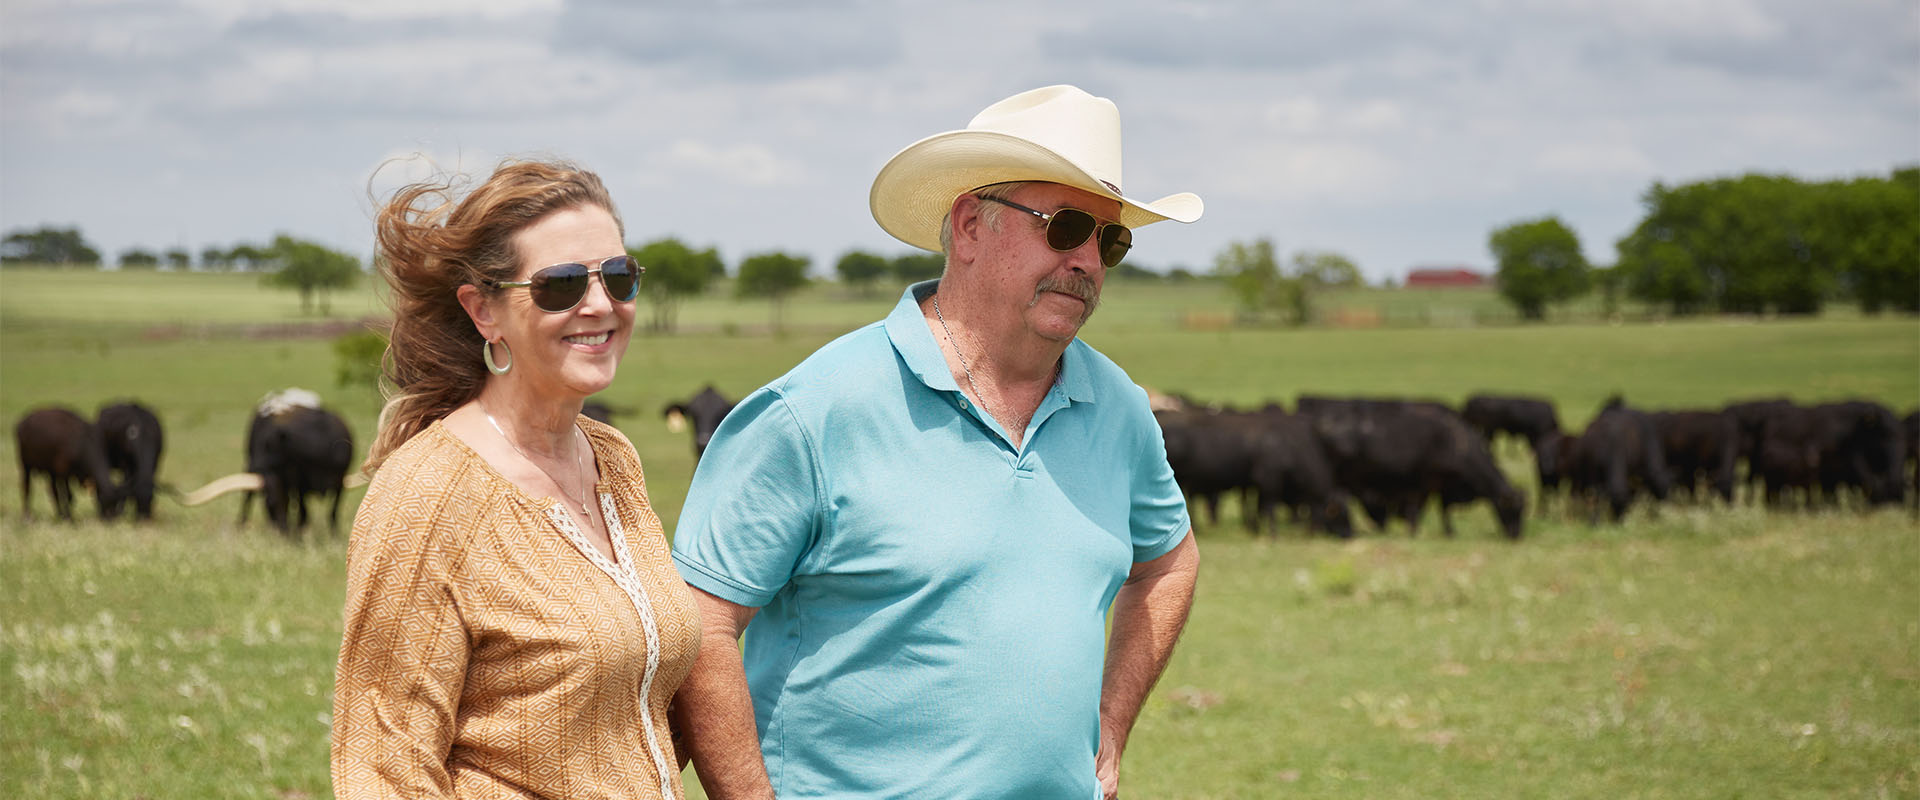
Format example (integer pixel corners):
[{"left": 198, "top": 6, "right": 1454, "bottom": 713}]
[
  {"left": 484, "top": 254, "right": 643, "bottom": 313},
  {"left": 980, "top": 195, "right": 1132, "bottom": 268}
]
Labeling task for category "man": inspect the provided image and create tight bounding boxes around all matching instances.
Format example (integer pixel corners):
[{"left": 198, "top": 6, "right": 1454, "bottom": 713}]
[{"left": 669, "top": 85, "right": 1203, "bottom": 799}]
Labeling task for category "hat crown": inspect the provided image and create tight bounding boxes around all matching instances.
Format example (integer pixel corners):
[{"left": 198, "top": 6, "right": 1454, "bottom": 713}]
[{"left": 967, "top": 85, "right": 1123, "bottom": 196}]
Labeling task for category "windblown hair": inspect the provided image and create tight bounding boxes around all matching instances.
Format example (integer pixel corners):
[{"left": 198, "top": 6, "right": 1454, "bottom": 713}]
[{"left": 362, "top": 158, "right": 623, "bottom": 472}]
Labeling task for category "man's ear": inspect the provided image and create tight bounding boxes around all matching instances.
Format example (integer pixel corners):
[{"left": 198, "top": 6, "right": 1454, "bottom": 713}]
[
  {"left": 949, "top": 193, "right": 987, "bottom": 266},
  {"left": 456, "top": 284, "right": 498, "bottom": 341}
]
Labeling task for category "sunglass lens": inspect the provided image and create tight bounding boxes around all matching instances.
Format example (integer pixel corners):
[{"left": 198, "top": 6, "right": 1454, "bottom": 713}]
[
  {"left": 531, "top": 263, "right": 590, "bottom": 312},
  {"left": 1100, "top": 225, "right": 1132, "bottom": 268},
  {"left": 602, "top": 256, "right": 640, "bottom": 302},
  {"left": 1045, "top": 208, "right": 1098, "bottom": 253}
]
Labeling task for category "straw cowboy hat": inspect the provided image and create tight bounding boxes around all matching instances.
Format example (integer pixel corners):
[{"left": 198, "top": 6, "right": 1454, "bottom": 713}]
[{"left": 870, "top": 84, "right": 1204, "bottom": 253}]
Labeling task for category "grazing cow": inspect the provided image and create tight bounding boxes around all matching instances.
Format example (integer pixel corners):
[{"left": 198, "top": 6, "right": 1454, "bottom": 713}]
[
  {"left": 1461, "top": 393, "right": 1561, "bottom": 447},
  {"left": 1246, "top": 410, "right": 1353, "bottom": 538},
  {"left": 1531, "top": 430, "right": 1576, "bottom": 512},
  {"left": 1308, "top": 400, "right": 1523, "bottom": 539},
  {"left": 1650, "top": 410, "right": 1739, "bottom": 504},
  {"left": 1751, "top": 400, "right": 1905, "bottom": 509},
  {"left": 1723, "top": 397, "right": 1793, "bottom": 502},
  {"left": 97, "top": 401, "right": 164, "bottom": 520},
  {"left": 1156, "top": 408, "right": 1261, "bottom": 530},
  {"left": 1903, "top": 410, "right": 1919, "bottom": 512},
  {"left": 663, "top": 385, "right": 735, "bottom": 462},
  {"left": 14, "top": 407, "right": 123, "bottom": 521},
  {"left": 581, "top": 400, "right": 616, "bottom": 425},
  {"left": 1750, "top": 403, "right": 1824, "bottom": 508},
  {"left": 241, "top": 404, "right": 355, "bottom": 535},
  {"left": 1568, "top": 400, "right": 1672, "bottom": 523},
  {"left": 1811, "top": 400, "right": 1905, "bottom": 507}
]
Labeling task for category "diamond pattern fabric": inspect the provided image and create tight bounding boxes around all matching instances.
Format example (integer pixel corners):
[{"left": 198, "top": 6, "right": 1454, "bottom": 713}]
[{"left": 331, "top": 417, "right": 699, "bottom": 799}]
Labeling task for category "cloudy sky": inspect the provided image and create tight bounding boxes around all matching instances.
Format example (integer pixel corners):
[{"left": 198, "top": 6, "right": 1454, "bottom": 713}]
[{"left": 3, "top": 0, "right": 1915, "bottom": 282}]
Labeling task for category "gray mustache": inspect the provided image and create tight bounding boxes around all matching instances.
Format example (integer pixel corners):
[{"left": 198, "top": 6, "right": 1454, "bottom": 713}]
[{"left": 1035, "top": 274, "right": 1099, "bottom": 304}]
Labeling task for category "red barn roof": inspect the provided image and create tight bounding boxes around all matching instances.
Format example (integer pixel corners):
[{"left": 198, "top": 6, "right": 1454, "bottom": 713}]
[{"left": 1405, "top": 267, "right": 1487, "bottom": 287}]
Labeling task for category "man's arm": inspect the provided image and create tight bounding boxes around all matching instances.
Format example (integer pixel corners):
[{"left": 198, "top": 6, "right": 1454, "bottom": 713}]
[
  {"left": 668, "top": 586, "right": 775, "bottom": 800},
  {"left": 1095, "top": 529, "right": 1200, "bottom": 800}
]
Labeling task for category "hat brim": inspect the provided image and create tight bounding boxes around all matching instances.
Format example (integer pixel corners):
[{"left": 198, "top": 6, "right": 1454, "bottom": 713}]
[{"left": 870, "top": 130, "right": 1203, "bottom": 253}]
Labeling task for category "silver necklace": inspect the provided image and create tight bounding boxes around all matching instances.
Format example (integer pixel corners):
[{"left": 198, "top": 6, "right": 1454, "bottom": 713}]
[
  {"left": 932, "top": 294, "right": 985, "bottom": 407},
  {"left": 485, "top": 408, "right": 593, "bottom": 517}
]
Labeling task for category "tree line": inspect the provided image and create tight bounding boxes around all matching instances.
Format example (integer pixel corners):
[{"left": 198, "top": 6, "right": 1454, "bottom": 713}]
[
  {"left": 14, "top": 164, "right": 1910, "bottom": 328},
  {"left": 1490, "top": 166, "right": 1918, "bottom": 319}
]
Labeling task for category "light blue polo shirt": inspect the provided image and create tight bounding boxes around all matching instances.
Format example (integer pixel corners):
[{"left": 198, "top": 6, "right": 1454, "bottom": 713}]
[{"left": 671, "top": 280, "right": 1190, "bottom": 800}]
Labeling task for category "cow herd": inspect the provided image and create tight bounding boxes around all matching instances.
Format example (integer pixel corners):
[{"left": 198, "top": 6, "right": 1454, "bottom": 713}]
[
  {"left": 11, "top": 384, "right": 739, "bottom": 538},
  {"left": 13, "top": 388, "right": 356, "bottom": 537},
  {"left": 18, "top": 382, "right": 1909, "bottom": 544},
  {"left": 1155, "top": 392, "right": 1917, "bottom": 540}
]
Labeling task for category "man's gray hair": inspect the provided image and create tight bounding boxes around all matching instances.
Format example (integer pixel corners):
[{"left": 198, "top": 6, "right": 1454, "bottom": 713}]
[{"left": 937, "top": 181, "right": 1029, "bottom": 270}]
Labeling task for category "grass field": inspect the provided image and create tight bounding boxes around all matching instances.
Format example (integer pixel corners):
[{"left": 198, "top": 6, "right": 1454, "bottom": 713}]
[{"left": 2, "top": 269, "right": 1917, "bottom": 798}]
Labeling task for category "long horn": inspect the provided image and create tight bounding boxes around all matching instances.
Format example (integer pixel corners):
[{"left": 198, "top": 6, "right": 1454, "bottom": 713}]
[
  {"left": 344, "top": 473, "right": 369, "bottom": 490},
  {"left": 180, "top": 473, "right": 264, "bottom": 506}
]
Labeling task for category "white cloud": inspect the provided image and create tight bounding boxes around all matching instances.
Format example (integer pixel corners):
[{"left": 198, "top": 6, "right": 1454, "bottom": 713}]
[{"left": 657, "top": 140, "right": 805, "bottom": 189}]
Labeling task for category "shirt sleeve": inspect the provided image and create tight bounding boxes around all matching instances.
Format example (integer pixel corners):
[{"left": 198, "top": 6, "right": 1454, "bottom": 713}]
[
  {"left": 671, "top": 386, "right": 824, "bottom": 607},
  {"left": 330, "top": 469, "right": 470, "bottom": 799},
  {"left": 1126, "top": 384, "right": 1191, "bottom": 563}
]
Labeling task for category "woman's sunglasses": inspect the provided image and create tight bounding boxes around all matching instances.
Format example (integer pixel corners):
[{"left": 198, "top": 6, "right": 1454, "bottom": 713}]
[
  {"left": 484, "top": 254, "right": 643, "bottom": 313},
  {"left": 980, "top": 196, "right": 1133, "bottom": 268}
]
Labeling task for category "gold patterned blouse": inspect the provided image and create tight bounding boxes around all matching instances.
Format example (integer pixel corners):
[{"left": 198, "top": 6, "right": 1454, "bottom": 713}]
[{"left": 331, "top": 417, "right": 700, "bottom": 799}]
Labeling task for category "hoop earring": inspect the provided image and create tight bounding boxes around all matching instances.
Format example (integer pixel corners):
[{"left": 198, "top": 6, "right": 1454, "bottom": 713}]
[{"left": 483, "top": 338, "right": 512, "bottom": 375}]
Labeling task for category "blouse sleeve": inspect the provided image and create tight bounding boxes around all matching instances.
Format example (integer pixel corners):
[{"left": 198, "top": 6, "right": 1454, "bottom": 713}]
[{"left": 330, "top": 464, "right": 472, "bottom": 799}]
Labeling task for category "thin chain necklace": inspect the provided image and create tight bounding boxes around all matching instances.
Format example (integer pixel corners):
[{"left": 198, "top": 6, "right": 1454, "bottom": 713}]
[
  {"left": 932, "top": 294, "right": 985, "bottom": 407},
  {"left": 484, "top": 407, "right": 593, "bottom": 517}
]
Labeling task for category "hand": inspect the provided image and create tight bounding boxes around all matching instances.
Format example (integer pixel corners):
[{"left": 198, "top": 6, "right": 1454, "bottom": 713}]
[{"left": 1095, "top": 723, "right": 1121, "bottom": 800}]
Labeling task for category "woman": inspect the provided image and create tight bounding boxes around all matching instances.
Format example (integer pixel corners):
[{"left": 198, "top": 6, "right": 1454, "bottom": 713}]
[{"left": 332, "top": 159, "right": 700, "bottom": 799}]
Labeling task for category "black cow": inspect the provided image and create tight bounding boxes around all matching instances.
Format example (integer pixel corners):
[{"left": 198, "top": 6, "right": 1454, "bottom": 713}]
[
  {"left": 1156, "top": 408, "right": 1261, "bottom": 530},
  {"left": 1750, "top": 403, "right": 1824, "bottom": 508},
  {"left": 1247, "top": 411, "right": 1353, "bottom": 538},
  {"left": 1308, "top": 400, "right": 1523, "bottom": 539},
  {"left": 1724, "top": 397, "right": 1794, "bottom": 502},
  {"left": 1650, "top": 410, "right": 1739, "bottom": 504},
  {"left": 1461, "top": 393, "right": 1561, "bottom": 447},
  {"left": 663, "top": 385, "right": 735, "bottom": 463},
  {"left": 581, "top": 401, "right": 616, "bottom": 425},
  {"left": 97, "top": 401, "right": 164, "bottom": 520},
  {"left": 1811, "top": 400, "right": 1905, "bottom": 507},
  {"left": 242, "top": 405, "right": 355, "bottom": 536},
  {"left": 1903, "top": 410, "right": 1919, "bottom": 512},
  {"left": 1567, "top": 400, "right": 1672, "bottom": 522},
  {"left": 14, "top": 407, "right": 123, "bottom": 521},
  {"left": 1531, "top": 430, "right": 1576, "bottom": 512}
]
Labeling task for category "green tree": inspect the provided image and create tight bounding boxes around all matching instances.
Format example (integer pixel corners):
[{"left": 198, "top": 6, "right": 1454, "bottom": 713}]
[
  {"left": 1614, "top": 174, "right": 1844, "bottom": 315},
  {"left": 1290, "top": 250, "right": 1364, "bottom": 288},
  {"left": 332, "top": 328, "right": 387, "bottom": 392},
  {"left": 891, "top": 251, "right": 945, "bottom": 283},
  {"left": 1488, "top": 215, "right": 1590, "bottom": 320},
  {"left": 119, "top": 248, "right": 161, "bottom": 269},
  {"left": 736, "top": 251, "right": 812, "bottom": 334},
  {"left": 630, "top": 237, "right": 722, "bottom": 333},
  {"left": 835, "top": 250, "right": 890, "bottom": 296},
  {"left": 164, "top": 248, "right": 191, "bottom": 270},
  {"left": 1810, "top": 168, "right": 1919, "bottom": 314},
  {"left": 1214, "top": 238, "right": 1306, "bottom": 324},
  {"left": 230, "top": 243, "right": 270, "bottom": 272},
  {"left": 1, "top": 226, "right": 101, "bottom": 265},
  {"left": 263, "top": 235, "right": 360, "bottom": 315},
  {"left": 201, "top": 246, "right": 231, "bottom": 270}
]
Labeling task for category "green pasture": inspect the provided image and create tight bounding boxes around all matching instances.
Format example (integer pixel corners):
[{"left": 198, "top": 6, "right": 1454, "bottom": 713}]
[{"left": 2, "top": 269, "right": 1917, "bottom": 798}]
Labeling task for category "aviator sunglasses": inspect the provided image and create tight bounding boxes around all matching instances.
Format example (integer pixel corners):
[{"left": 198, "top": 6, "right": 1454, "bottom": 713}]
[
  {"left": 484, "top": 254, "right": 643, "bottom": 313},
  {"left": 980, "top": 195, "right": 1133, "bottom": 268}
]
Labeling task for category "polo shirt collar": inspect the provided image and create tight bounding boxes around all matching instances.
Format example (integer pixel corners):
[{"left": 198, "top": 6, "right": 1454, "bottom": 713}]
[{"left": 884, "top": 280, "right": 1096, "bottom": 405}]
